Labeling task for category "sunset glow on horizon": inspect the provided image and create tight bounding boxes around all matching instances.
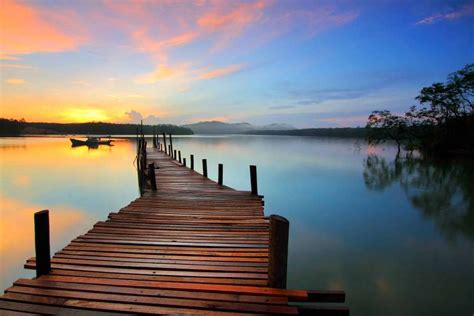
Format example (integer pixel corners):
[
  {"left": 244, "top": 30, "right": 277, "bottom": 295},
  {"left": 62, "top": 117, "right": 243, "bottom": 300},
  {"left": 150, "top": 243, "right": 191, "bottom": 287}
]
[{"left": 0, "top": 0, "right": 473, "bottom": 127}]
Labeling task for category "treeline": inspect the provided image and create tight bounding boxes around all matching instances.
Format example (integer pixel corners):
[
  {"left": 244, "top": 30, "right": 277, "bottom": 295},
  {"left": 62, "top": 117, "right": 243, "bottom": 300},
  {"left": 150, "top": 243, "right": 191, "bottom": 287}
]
[
  {"left": 246, "top": 127, "right": 367, "bottom": 138},
  {"left": 367, "top": 63, "right": 474, "bottom": 156},
  {"left": 0, "top": 119, "right": 193, "bottom": 136},
  {"left": 0, "top": 118, "right": 25, "bottom": 136}
]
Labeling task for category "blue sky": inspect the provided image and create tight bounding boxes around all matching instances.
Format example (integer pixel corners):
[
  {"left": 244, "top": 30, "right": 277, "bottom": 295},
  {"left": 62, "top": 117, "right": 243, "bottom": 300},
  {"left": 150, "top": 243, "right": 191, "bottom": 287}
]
[{"left": 1, "top": 0, "right": 473, "bottom": 127}]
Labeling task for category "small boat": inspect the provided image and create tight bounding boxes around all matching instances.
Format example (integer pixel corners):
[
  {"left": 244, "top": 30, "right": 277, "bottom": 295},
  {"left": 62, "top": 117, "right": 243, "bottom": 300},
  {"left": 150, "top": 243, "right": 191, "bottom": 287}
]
[{"left": 70, "top": 137, "right": 113, "bottom": 147}]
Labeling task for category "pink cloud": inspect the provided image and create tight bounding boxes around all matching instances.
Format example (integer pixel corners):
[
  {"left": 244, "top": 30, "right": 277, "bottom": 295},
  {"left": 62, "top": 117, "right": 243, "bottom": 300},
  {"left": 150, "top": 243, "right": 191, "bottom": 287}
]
[
  {"left": 197, "top": 0, "right": 270, "bottom": 50},
  {"left": 196, "top": 64, "right": 245, "bottom": 80},
  {"left": 0, "top": 0, "right": 86, "bottom": 56},
  {"left": 416, "top": 3, "right": 474, "bottom": 25}
]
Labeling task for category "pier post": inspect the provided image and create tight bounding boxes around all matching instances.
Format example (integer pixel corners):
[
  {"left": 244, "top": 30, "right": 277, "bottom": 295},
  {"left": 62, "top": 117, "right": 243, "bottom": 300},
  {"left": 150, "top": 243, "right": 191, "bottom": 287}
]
[
  {"left": 162, "top": 133, "right": 167, "bottom": 154},
  {"left": 250, "top": 165, "right": 258, "bottom": 195},
  {"left": 174, "top": 149, "right": 177, "bottom": 160},
  {"left": 34, "top": 210, "right": 51, "bottom": 277},
  {"left": 183, "top": 158, "right": 187, "bottom": 167},
  {"left": 148, "top": 163, "right": 157, "bottom": 190},
  {"left": 190, "top": 155, "right": 194, "bottom": 170},
  {"left": 168, "top": 145, "right": 171, "bottom": 156},
  {"left": 178, "top": 151, "right": 182, "bottom": 163},
  {"left": 202, "top": 159, "right": 208, "bottom": 177},
  {"left": 218, "top": 164, "right": 223, "bottom": 185},
  {"left": 169, "top": 134, "right": 173, "bottom": 157},
  {"left": 268, "top": 215, "right": 289, "bottom": 289}
]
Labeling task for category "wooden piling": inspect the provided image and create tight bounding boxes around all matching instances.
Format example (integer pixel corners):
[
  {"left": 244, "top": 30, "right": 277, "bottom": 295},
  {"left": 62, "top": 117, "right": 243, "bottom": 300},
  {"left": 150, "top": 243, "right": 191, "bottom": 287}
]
[
  {"left": 162, "top": 133, "right": 167, "bottom": 154},
  {"left": 178, "top": 150, "right": 182, "bottom": 163},
  {"left": 268, "top": 215, "right": 289, "bottom": 289},
  {"left": 250, "top": 165, "right": 258, "bottom": 195},
  {"left": 168, "top": 145, "right": 171, "bottom": 156},
  {"left": 174, "top": 149, "right": 177, "bottom": 160},
  {"left": 183, "top": 158, "right": 187, "bottom": 167},
  {"left": 148, "top": 163, "right": 157, "bottom": 190},
  {"left": 218, "top": 163, "right": 223, "bottom": 185},
  {"left": 190, "top": 154, "right": 194, "bottom": 170},
  {"left": 202, "top": 159, "right": 208, "bottom": 177},
  {"left": 169, "top": 134, "right": 173, "bottom": 157},
  {"left": 34, "top": 210, "right": 51, "bottom": 278}
]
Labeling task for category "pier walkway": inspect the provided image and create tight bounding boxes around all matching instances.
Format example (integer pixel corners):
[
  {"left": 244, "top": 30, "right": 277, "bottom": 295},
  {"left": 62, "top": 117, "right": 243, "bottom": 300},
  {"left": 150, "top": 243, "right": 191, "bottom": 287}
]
[{"left": 0, "top": 142, "right": 348, "bottom": 315}]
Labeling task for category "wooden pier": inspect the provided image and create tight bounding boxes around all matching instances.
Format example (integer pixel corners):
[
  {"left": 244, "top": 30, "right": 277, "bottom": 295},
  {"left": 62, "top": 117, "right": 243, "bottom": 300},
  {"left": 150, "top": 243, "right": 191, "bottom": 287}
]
[{"left": 0, "top": 135, "right": 348, "bottom": 315}]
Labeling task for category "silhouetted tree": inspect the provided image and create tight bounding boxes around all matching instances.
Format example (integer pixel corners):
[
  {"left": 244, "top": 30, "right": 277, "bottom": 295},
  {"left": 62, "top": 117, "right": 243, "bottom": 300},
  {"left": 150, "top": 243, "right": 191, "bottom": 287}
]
[
  {"left": 367, "top": 63, "right": 474, "bottom": 155},
  {"left": 366, "top": 110, "right": 408, "bottom": 155}
]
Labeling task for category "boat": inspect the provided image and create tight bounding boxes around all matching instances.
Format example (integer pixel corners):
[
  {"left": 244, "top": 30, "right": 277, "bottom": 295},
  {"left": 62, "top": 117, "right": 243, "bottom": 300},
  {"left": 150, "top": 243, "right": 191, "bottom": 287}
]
[{"left": 70, "top": 137, "right": 113, "bottom": 147}]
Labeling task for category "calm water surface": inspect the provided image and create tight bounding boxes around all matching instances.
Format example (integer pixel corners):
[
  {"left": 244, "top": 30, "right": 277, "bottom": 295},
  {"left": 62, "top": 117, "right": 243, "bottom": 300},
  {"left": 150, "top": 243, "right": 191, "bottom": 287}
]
[{"left": 1, "top": 136, "right": 473, "bottom": 315}]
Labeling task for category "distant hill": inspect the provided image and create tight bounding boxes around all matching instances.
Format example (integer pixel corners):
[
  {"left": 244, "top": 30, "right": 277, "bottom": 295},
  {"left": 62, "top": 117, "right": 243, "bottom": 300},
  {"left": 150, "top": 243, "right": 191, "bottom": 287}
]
[{"left": 182, "top": 121, "right": 296, "bottom": 134}]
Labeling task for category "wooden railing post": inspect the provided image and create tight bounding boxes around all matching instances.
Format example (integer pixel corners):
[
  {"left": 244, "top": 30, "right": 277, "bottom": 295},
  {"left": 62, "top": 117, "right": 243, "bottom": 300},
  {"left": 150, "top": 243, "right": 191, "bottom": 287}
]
[
  {"left": 162, "top": 133, "right": 167, "bottom": 154},
  {"left": 168, "top": 145, "right": 171, "bottom": 156},
  {"left": 178, "top": 150, "right": 182, "bottom": 163},
  {"left": 174, "top": 149, "right": 177, "bottom": 160},
  {"left": 218, "top": 163, "right": 223, "bottom": 185},
  {"left": 250, "top": 165, "right": 258, "bottom": 195},
  {"left": 190, "top": 155, "right": 194, "bottom": 170},
  {"left": 268, "top": 215, "right": 289, "bottom": 288},
  {"left": 183, "top": 158, "right": 187, "bottom": 167},
  {"left": 202, "top": 159, "right": 207, "bottom": 177},
  {"left": 148, "top": 163, "right": 157, "bottom": 190},
  {"left": 169, "top": 134, "right": 173, "bottom": 156},
  {"left": 34, "top": 210, "right": 51, "bottom": 278}
]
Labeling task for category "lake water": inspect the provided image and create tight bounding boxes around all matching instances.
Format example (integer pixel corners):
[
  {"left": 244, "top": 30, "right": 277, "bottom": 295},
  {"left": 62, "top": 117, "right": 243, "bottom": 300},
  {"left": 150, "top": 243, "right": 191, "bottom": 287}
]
[{"left": 1, "top": 136, "right": 473, "bottom": 315}]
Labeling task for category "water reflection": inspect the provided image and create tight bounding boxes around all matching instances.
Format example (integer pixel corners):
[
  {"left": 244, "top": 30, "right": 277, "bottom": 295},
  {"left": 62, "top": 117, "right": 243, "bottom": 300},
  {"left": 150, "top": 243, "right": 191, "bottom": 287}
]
[
  {"left": 0, "top": 137, "right": 139, "bottom": 290},
  {"left": 363, "top": 155, "right": 474, "bottom": 242}
]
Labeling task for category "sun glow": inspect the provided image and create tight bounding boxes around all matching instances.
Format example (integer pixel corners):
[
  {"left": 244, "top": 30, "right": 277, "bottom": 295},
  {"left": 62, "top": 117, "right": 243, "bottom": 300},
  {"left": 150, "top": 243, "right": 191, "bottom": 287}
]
[{"left": 61, "top": 108, "right": 110, "bottom": 122}]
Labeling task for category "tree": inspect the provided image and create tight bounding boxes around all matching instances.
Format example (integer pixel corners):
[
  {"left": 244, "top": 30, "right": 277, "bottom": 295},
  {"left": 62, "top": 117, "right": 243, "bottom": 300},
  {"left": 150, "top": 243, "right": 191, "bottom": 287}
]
[
  {"left": 366, "top": 110, "right": 408, "bottom": 155},
  {"left": 366, "top": 63, "right": 474, "bottom": 155},
  {"left": 413, "top": 63, "right": 474, "bottom": 124}
]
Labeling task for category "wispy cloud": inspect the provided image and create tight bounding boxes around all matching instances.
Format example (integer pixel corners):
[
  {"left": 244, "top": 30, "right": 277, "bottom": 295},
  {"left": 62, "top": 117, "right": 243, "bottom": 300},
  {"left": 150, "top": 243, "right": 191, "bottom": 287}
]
[
  {"left": 4, "top": 78, "right": 26, "bottom": 85},
  {"left": 197, "top": 0, "right": 269, "bottom": 50},
  {"left": 135, "top": 63, "right": 187, "bottom": 84},
  {"left": 196, "top": 64, "right": 245, "bottom": 80},
  {"left": 0, "top": 0, "right": 85, "bottom": 56},
  {"left": 71, "top": 80, "right": 92, "bottom": 87},
  {"left": 0, "top": 54, "right": 19, "bottom": 60},
  {"left": 0, "top": 63, "right": 34, "bottom": 69},
  {"left": 416, "top": 3, "right": 474, "bottom": 25}
]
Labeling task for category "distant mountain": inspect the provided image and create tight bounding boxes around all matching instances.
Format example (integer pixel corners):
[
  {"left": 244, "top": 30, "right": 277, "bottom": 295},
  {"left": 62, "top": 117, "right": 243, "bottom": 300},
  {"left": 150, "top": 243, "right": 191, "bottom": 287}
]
[{"left": 182, "top": 121, "right": 296, "bottom": 134}]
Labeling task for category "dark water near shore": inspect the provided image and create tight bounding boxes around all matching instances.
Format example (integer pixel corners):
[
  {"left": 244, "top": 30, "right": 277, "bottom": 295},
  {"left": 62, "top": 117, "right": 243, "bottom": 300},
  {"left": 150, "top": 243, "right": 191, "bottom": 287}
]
[{"left": 1, "top": 136, "right": 473, "bottom": 315}]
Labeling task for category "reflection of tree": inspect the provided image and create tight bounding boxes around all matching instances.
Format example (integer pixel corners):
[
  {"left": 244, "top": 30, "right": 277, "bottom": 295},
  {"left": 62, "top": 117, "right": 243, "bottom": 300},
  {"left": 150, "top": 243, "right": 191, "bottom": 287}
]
[{"left": 363, "top": 155, "right": 474, "bottom": 242}]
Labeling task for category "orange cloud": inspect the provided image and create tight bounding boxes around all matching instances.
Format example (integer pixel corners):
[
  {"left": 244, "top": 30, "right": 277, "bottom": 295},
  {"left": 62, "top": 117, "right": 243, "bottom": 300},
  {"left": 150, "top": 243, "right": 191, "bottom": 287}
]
[
  {"left": 197, "top": 64, "right": 245, "bottom": 80},
  {"left": 4, "top": 78, "right": 26, "bottom": 85},
  {"left": 0, "top": 0, "right": 84, "bottom": 56},
  {"left": 135, "top": 64, "right": 186, "bottom": 84},
  {"left": 0, "top": 63, "right": 33, "bottom": 69},
  {"left": 0, "top": 54, "right": 19, "bottom": 60}
]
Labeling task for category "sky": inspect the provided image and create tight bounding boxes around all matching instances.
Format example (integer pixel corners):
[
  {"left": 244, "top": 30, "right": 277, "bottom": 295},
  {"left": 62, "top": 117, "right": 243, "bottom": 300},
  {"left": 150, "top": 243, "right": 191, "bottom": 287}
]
[{"left": 0, "top": 0, "right": 473, "bottom": 128}]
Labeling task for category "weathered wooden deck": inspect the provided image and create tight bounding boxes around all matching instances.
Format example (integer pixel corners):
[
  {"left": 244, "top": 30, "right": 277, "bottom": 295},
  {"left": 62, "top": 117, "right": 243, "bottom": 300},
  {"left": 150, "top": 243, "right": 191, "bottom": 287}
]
[{"left": 0, "top": 141, "right": 348, "bottom": 315}]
